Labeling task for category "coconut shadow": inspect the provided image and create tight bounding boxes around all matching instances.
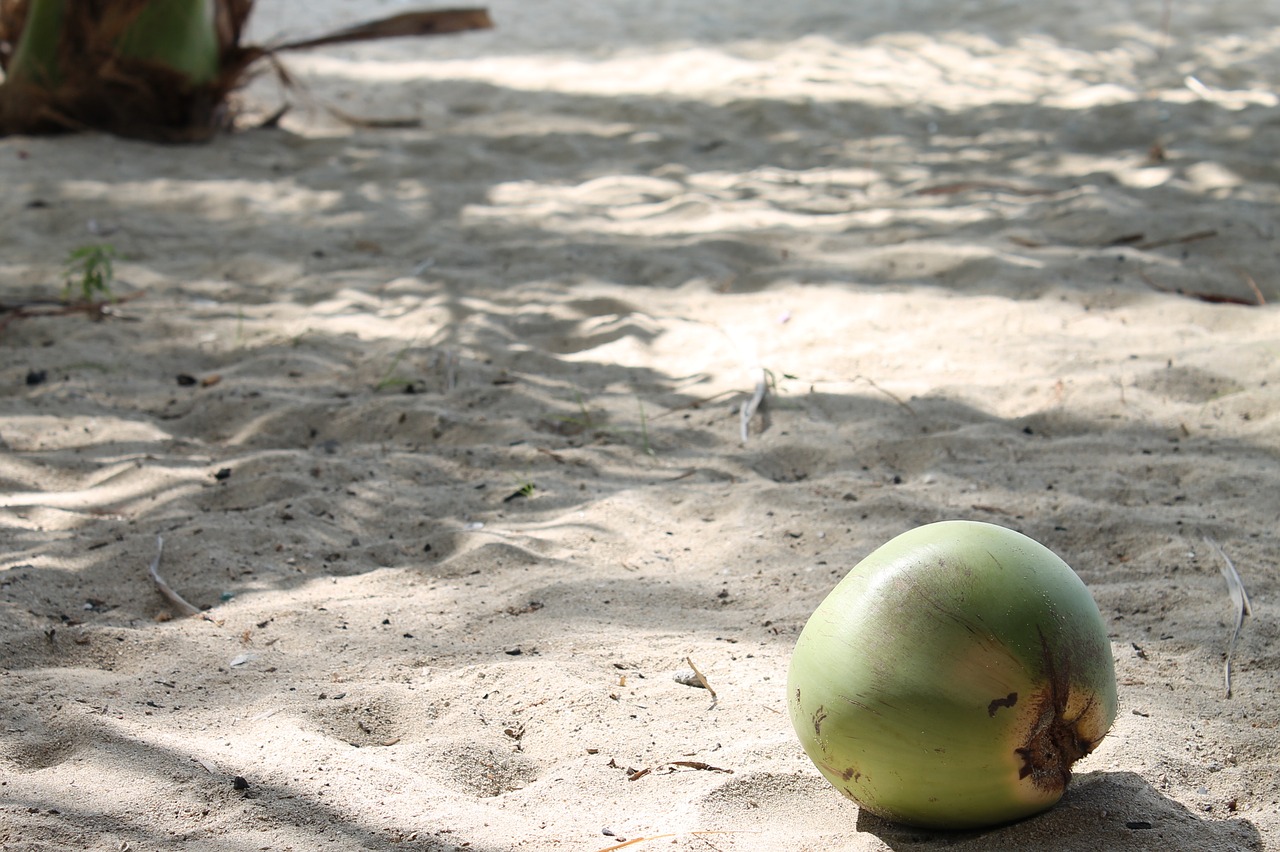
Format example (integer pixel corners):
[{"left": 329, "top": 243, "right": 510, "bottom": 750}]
[{"left": 853, "top": 771, "right": 1261, "bottom": 851}]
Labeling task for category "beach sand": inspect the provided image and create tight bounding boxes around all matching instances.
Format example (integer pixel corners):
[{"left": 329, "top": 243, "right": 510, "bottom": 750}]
[{"left": 1, "top": 1, "right": 1277, "bottom": 849}]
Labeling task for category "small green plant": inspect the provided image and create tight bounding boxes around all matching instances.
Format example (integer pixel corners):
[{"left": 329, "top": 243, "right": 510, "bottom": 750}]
[
  {"left": 562, "top": 391, "right": 602, "bottom": 431},
  {"left": 501, "top": 469, "right": 537, "bottom": 503},
  {"left": 64, "top": 243, "right": 116, "bottom": 302},
  {"left": 547, "top": 391, "right": 604, "bottom": 435},
  {"left": 517, "top": 476, "right": 536, "bottom": 499},
  {"left": 637, "top": 397, "right": 654, "bottom": 456},
  {"left": 551, "top": 390, "right": 661, "bottom": 455},
  {"left": 375, "top": 341, "right": 417, "bottom": 391}
]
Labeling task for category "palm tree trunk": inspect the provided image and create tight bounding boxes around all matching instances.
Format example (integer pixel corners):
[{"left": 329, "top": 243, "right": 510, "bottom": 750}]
[
  {"left": 6, "top": 0, "right": 65, "bottom": 87},
  {"left": 114, "top": 0, "right": 219, "bottom": 86},
  {"left": 0, "top": 1, "right": 493, "bottom": 142}
]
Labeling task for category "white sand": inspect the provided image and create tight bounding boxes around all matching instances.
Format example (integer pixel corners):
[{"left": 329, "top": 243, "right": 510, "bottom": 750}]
[{"left": 1, "top": 1, "right": 1277, "bottom": 849}]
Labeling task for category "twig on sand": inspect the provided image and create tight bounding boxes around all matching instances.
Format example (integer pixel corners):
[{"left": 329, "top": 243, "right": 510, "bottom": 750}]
[
  {"left": 684, "top": 656, "right": 718, "bottom": 708},
  {"left": 148, "top": 535, "right": 210, "bottom": 621},
  {"left": 1233, "top": 268, "right": 1267, "bottom": 306},
  {"left": 595, "top": 831, "right": 747, "bottom": 852},
  {"left": 1204, "top": 536, "right": 1251, "bottom": 698},
  {"left": 647, "top": 389, "right": 740, "bottom": 420},
  {"left": 1138, "top": 269, "right": 1261, "bottom": 306},
  {"left": 911, "top": 180, "right": 1055, "bottom": 197},
  {"left": 325, "top": 104, "right": 421, "bottom": 129},
  {"left": 1156, "top": 0, "right": 1173, "bottom": 59},
  {"left": 852, "top": 375, "right": 917, "bottom": 417},
  {"left": 1134, "top": 229, "right": 1218, "bottom": 250},
  {"left": 739, "top": 367, "right": 768, "bottom": 443},
  {"left": 665, "top": 760, "right": 733, "bottom": 774},
  {"left": 625, "top": 760, "right": 733, "bottom": 783},
  {"left": 0, "top": 291, "right": 144, "bottom": 332}
]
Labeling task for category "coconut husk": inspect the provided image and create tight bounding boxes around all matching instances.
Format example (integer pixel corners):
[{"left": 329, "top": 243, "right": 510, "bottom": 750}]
[{"left": 0, "top": 1, "right": 492, "bottom": 142}]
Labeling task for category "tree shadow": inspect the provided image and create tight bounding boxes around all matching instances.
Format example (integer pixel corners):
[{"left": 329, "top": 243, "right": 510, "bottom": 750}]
[
  {"left": 5, "top": 46, "right": 1280, "bottom": 309},
  {"left": 2, "top": 381, "right": 1276, "bottom": 645},
  {"left": 1, "top": 717, "right": 511, "bottom": 852},
  {"left": 255, "top": 0, "right": 1280, "bottom": 69}
]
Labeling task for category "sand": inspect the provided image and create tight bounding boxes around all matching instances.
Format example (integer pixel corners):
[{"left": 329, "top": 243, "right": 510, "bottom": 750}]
[{"left": 1, "top": 0, "right": 1278, "bottom": 849}]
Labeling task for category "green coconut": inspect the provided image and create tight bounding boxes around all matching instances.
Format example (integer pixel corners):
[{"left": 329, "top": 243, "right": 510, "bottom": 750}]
[{"left": 787, "top": 520, "right": 1117, "bottom": 830}]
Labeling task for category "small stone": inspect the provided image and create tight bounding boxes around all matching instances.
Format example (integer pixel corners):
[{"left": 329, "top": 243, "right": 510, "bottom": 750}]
[{"left": 674, "top": 669, "right": 705, "bottom": 689}]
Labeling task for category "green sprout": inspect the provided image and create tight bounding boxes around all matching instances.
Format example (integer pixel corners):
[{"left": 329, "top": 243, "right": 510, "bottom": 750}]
[
  {"left": 638, "top": 397, "right": 654, "bottom": 456},
  {"left": 500, "top": 469, "right": 537, "bottom": 504},
  {"left": 64, "top": 243, "right": 116, "bottom": 302},
  {"left": 375, "top": 341, "right": 417, "bottom": 391}
]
